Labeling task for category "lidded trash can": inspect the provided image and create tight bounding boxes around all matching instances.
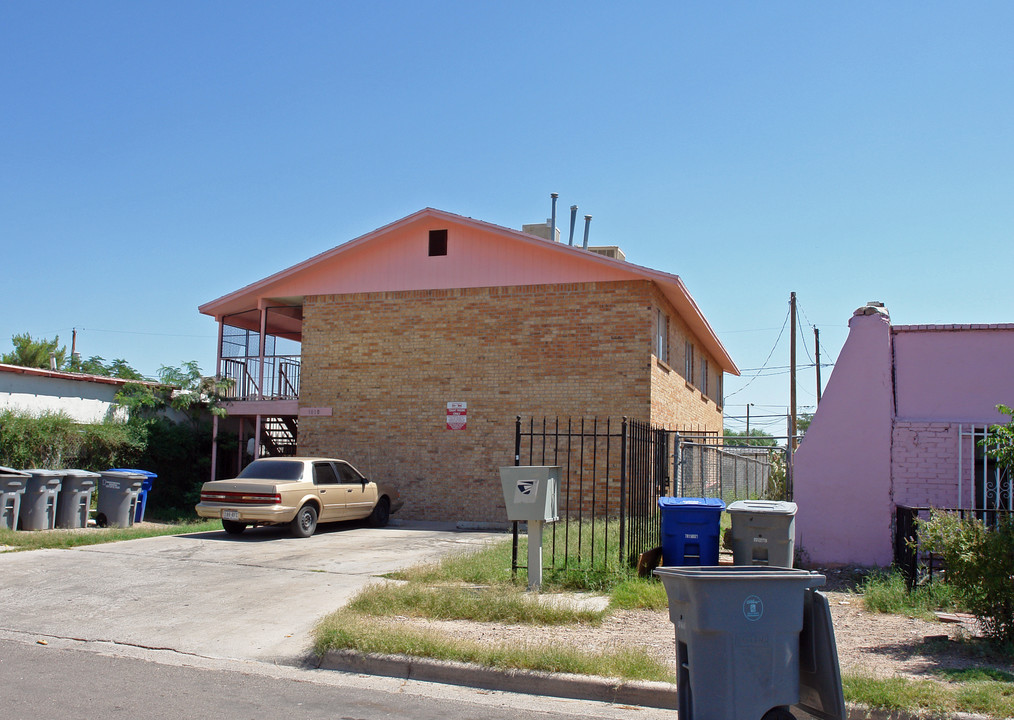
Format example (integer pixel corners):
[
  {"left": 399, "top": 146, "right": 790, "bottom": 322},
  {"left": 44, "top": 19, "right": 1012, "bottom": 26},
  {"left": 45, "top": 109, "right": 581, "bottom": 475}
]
[
  {"left": 657, "top": 497, "right": 725, "bottom": 566},
  {"left": 726, "top": 500, "right": 798, "bottom": 568},
  {"left": 107, "top": 468, "right": 157, "bottom": 522},
  {"left": 96, "top": 471, "right": 145, "bottom": 528},
  {"left": 1, "top": 466, "right": 30, "bottom": 530},
  {"left": 19, "top": 469, "right": 65, "bottom": 530},
  {"left": 653, "top": 565, "right": 845, "bottom": 720},
  {"left": 55, "top": 470, "right": 101, "bottom": 529}
]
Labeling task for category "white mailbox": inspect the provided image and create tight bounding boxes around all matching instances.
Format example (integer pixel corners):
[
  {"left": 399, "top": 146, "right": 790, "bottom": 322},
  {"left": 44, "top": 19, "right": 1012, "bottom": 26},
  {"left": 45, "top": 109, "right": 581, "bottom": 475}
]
[
  {"left": 499, "top": 466, "right": 559, "bottom": 523},
  {"left": 499, "top": 465, "right": 560, "bottom": 591}
]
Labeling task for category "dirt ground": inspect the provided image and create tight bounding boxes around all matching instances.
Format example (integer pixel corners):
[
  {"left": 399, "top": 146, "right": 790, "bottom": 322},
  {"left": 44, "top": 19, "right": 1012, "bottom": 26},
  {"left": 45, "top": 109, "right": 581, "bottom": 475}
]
[{"left": 377, "top": 567, "right": 1014, "bottom": 685}]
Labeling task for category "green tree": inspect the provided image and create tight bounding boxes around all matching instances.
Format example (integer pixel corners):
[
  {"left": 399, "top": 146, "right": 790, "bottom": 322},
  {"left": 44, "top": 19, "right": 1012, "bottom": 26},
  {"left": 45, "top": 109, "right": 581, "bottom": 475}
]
[
  {"left": 116, "top": 361, "right": 233, "bottom": 428},
  {"left": 723, "top": 428, "right": 777, "bottom": 447},
  {"left": 980, "top": 403, "right": 1014, "bottom": 470},
  {"left": 1, "top": 333, "right": 67, "bottom": 369},
  {"left": 69, "top": 354, "right": 145, "bottom": 380}
]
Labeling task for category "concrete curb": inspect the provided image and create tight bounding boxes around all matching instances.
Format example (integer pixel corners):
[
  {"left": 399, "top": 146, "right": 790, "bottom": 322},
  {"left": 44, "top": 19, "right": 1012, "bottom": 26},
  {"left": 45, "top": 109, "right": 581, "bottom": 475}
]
[
  {"left": 317, "top": 650, "right": 678, "bottom": 709},
  {"left": 317, "top": 651, "right": 995, "bottom": 720}
]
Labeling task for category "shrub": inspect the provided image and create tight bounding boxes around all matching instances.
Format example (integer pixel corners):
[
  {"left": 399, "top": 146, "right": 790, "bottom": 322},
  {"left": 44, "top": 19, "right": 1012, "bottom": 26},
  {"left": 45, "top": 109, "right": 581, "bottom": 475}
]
[
  {"left": 0, "top": 409, "right": 78, "bottom": 468},
  {"left": 0, "top": 408, "right": 218, "bottom": 521},
  {"left": 919, "top": 510, "right": 1014, "bottom": 644}
]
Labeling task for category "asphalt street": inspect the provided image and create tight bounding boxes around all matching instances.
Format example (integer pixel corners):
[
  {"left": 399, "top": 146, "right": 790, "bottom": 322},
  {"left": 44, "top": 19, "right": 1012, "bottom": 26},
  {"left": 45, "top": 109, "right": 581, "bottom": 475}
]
[{"left": 0, "top": 636, "right": 669, "bottom": 720}]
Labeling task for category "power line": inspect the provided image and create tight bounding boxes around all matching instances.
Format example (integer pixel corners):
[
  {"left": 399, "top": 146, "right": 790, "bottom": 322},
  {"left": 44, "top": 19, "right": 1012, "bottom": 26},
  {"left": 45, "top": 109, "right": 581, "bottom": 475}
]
[{"left": 725, "top": 306, "right": 791, "bottom": 400}]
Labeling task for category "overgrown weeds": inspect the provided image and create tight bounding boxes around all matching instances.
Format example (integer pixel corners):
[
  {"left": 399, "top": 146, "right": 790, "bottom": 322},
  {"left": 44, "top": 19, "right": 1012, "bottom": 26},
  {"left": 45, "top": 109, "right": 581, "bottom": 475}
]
[
  {"left": 843, "top": 671, "right": 1014, "bottom": 718},
  {"left": 859, "top": 571, "right": 960, "bottom": 620}
]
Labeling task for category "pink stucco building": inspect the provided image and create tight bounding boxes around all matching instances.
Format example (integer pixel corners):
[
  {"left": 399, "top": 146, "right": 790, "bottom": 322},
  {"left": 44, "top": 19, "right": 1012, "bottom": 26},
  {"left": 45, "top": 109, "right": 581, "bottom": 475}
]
[{"left": 793, "top": 302, "right": 1014, "bottom": 566}]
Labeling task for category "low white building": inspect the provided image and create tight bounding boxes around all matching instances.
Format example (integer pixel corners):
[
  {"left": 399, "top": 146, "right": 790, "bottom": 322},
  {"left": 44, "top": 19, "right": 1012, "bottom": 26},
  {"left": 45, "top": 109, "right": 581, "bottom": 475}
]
[{"left": 0, "top": 363, "right": 160, "bottom": 423}]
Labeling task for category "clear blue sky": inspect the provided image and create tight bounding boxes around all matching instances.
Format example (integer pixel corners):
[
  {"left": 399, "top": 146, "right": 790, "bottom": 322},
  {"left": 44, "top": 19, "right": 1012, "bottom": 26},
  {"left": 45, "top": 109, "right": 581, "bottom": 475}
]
[{"left": 3, "top": 2, "right": 1012, "bottom": 434}]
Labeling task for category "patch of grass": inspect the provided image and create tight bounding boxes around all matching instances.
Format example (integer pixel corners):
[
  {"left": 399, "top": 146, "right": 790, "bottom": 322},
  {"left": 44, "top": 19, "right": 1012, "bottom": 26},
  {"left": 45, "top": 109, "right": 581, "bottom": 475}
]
[
  {"left": 843, "top": 674, "right": 949, "bottom": 713},
  {"left": 843, "top": 672, "right": 1014, "bottom": 718},
  {"left": 859, "top": 571, "right": 960, "bottom": 619},
  {"left": 389, "top": 540, "right": 515, "bottom": 585},
  {"left": 0, "top": 520, "right": 223, "bottom": 551},
  {"left": 609, "top": 578, "right": 668, "bottom": 611},
  {"left": 313, "top": 610, "right": 675, "bottom": 683},
  {"left": 348, "top": 582, "right": 605, "bottom": 625},
  {"left": 391, "top": 530, "right": 667, "bottom": 610},
  {"left": 935, "top": 667, "right": 1014, "bottom": 683}
]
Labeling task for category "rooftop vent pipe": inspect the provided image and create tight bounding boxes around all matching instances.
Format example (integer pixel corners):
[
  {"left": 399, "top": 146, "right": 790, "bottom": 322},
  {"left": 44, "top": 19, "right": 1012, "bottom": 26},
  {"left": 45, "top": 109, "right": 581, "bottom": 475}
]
[
  {"left": 582, "top": 214, "right": 592, "bottom": 248},
  {"left": 568, "top": 205, "right": 578, "bottom": 246},
  {"left": 550, "top": 193, "right": 558, "bottom": 243}
]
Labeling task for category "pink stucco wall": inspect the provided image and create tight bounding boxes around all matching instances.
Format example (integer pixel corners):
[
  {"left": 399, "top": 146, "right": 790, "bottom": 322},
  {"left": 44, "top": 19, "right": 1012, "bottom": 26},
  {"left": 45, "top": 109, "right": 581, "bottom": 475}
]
[
  {"left": 794, "top": 309, "right": 1014, "bottom": 567},
  {"left": 793, "top": 308, "right": 896, "bottom": 566},
  {"left": 893, "top": 327, "right": 1014, "bottom": 423}
]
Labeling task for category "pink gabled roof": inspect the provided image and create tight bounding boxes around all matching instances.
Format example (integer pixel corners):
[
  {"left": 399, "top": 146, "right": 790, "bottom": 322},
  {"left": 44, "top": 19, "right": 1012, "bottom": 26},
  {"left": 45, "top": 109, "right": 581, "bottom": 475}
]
[{"left": 199, "top": 208, "right": 739, "bottom": 375}]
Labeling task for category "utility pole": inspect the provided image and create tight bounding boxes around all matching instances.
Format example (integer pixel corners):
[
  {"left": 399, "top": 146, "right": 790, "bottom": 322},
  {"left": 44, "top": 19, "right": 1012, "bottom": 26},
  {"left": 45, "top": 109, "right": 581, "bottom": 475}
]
[
  {"left": 814, "top": 326, "right": 822, "bottom": 406},
  {"left": 790, "top": 292, "right": 797, "bottom": 450},
  {"left": 746, "top": 403, "right": 751, "bottom": 437}
]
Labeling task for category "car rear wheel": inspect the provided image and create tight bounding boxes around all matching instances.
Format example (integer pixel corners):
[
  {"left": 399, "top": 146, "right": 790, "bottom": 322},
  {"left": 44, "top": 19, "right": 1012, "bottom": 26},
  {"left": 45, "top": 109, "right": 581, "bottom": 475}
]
[
  {"left": 221, "top": 519, "right": 247, "bottom": 535},
  {"left": 368, "top": 497, "right": 391, "bottom": 528},
  {"left": 290, "top": 504, "right": 318, "bottom": 538}
]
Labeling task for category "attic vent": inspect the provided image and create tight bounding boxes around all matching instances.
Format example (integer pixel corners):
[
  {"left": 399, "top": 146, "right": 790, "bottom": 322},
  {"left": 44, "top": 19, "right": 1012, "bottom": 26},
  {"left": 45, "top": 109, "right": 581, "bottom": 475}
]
[{"left": 429, "top": 229, "right": 448, "bottom": 256}]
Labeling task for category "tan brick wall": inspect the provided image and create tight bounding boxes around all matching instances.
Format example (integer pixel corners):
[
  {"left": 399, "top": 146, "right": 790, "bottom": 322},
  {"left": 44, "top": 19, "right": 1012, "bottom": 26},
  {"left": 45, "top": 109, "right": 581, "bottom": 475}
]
[
  {"left": 298, "top": 280, "right": 722, "bottom": 522},
  {"left": 647, "top": 286, "right": 724, "bottom": 433}
]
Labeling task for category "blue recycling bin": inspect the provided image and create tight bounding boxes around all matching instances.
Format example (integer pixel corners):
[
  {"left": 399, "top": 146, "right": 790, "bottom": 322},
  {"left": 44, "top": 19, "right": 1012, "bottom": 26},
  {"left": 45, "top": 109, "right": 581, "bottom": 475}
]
[
  {"left": 107, "top": 468, "right": 157, "bottom": 522},
  {"left": 658, "top": 497, "right": 725, "bottom": 566}
]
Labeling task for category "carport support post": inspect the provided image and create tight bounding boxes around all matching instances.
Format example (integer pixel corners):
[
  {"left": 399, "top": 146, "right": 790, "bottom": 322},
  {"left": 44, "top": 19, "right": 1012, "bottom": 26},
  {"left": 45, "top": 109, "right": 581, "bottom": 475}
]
[{"left": 528, "top": 519, "right": 544, "bottom": 591}]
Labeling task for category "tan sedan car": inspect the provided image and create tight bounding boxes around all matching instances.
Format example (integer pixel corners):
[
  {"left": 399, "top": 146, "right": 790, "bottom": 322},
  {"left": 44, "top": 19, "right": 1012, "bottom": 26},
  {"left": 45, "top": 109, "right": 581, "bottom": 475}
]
[{"left": 196, "top": 457, "right": 402, "bottom": 537}]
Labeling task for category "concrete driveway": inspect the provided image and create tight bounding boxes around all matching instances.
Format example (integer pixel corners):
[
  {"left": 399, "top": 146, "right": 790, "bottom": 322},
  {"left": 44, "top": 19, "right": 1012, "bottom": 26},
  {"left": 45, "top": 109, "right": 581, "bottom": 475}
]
[{"left": 0, "top": 521, "right": 503, "bottom": 663}]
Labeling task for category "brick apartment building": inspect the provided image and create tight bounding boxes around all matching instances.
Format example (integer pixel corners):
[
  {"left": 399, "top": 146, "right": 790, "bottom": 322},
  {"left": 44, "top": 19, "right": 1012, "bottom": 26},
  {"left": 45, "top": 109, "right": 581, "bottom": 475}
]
[{"left": 199, "top": 208, "right": 739, "bottom": 522}]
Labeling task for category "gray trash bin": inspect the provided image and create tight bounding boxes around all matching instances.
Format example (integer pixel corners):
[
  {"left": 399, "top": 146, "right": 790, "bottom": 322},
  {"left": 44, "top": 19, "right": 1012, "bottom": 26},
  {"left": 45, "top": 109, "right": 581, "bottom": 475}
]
[
  {"left": 19, "top": 469, "right": 65, "bottom": 531},
  {"left": 96, "top": 471, "right": 145, "bottom": 528},
  {"left": 726, "top": 500, "right": 798, "bottom": 568},
  {"left": 1, "top": 466, "right": 30, "bottom": 530},
  {"left": 56, "top": 469, "right": 101, "bottom": 529},
  {"left": 653, "top": 565, "right": 845, "bottom": 720}
]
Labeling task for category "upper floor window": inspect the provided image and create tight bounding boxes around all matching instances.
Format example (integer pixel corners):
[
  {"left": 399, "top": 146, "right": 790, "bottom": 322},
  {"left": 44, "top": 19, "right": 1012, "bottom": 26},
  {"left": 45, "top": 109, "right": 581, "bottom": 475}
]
[
  {"left": 656, "top": 309, "right": 669, "bottom": 364},
  {"left": 701, "top": 357, "right": 709, "bottom": 397},
  {"left": 684, "top": 340, "right": 695, "bottom": 385}
]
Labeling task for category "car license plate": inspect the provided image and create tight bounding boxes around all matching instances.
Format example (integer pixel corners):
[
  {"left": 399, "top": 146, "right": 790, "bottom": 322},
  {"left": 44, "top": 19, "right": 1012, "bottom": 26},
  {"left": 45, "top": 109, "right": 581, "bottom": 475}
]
[{"left": 222, "top": 510, "right": 240, "bottom": 521}]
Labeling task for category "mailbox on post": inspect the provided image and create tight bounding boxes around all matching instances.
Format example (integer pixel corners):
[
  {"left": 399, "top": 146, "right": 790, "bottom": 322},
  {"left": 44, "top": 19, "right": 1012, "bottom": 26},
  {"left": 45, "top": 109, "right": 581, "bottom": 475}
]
[{"left": 499, "top": 466, "right": 560, "bottom": 591}]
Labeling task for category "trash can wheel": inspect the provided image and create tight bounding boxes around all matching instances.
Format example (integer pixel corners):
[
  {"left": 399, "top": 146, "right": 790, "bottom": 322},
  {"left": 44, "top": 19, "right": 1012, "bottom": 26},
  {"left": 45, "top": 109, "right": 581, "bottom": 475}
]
[{"left": 762, "top": 707, "right": 795, "bottom": 720}]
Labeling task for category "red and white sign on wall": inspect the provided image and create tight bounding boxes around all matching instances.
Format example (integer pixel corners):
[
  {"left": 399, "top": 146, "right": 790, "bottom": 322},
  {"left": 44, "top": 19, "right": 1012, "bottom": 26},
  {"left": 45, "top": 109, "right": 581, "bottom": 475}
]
[{"left": 446, "top": 402, "right": 467, "bottom": 430}]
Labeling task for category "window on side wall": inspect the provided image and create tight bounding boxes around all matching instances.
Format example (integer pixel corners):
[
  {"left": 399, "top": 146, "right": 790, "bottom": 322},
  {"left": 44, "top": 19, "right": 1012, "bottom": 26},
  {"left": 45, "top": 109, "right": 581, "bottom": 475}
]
[
  {"left": 656, "top": 309, "right": 669, "bottom": 364},
  {"left": 684, "top": 340, "right": 694, "bottom": 386},
  {"left": 701, "top": 357, "right": 709, "bottom": 397}
]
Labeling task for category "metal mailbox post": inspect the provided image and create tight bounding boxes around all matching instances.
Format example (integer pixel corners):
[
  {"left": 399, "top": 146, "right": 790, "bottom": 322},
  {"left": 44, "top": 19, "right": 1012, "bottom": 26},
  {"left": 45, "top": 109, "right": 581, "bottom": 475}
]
[{"left": 499, "top": 466, "right": 560, "bottom": 591}]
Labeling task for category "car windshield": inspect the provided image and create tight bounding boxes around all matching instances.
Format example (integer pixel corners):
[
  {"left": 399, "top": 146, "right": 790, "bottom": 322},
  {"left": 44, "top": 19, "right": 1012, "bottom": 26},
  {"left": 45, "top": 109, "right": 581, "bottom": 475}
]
[{"left": 237, "top": 460, "right": 304, "bottom": 481}]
